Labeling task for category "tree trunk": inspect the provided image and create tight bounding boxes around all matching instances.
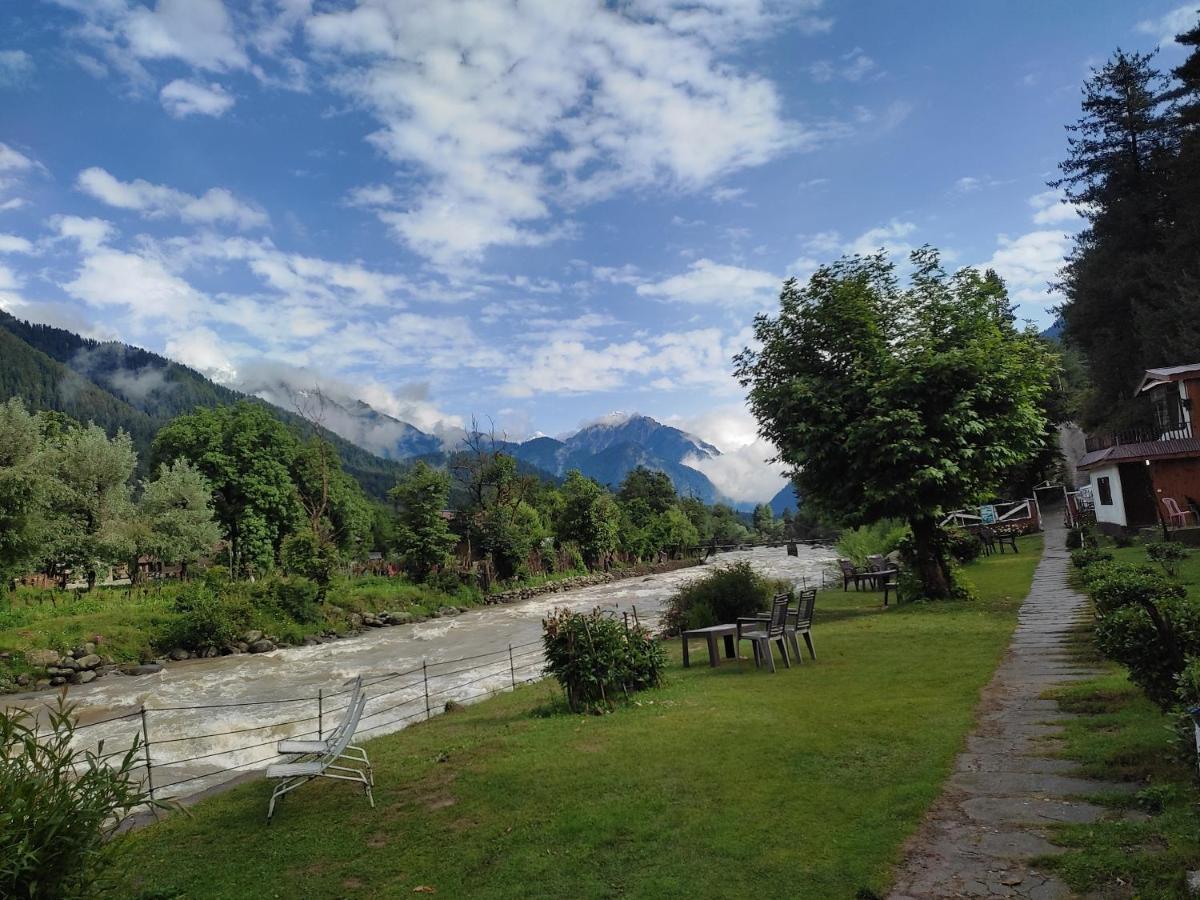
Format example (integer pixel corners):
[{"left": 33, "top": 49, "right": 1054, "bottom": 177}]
[{"left": 909, "top": 517, "right": 951, "bottom": 600}]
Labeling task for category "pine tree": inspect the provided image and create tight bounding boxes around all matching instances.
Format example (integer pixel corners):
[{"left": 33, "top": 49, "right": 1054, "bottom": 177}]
[{"left": 1052, "top": 50, "right": 1176, "bottom": 428}]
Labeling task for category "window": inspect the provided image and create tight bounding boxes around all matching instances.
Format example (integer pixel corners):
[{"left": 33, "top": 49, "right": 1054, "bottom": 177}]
[{"left": 1097, "top": 476, "right": 1113, "bottom": 506}]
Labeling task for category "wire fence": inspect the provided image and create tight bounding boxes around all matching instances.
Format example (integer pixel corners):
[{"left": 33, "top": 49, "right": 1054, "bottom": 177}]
[{"left": 49, "top": 638, "right": 548, "bottom": 802}]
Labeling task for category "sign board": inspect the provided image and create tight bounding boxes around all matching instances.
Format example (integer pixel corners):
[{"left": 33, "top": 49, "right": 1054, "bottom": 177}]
[{"left": 979, "top": 504, "right": 997, "bottom": 525}]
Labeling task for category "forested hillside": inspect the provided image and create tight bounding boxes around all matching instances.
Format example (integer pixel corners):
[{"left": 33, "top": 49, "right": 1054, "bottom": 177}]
[{"left": 0, "top": 310, "right": 409, "bottom": 496}]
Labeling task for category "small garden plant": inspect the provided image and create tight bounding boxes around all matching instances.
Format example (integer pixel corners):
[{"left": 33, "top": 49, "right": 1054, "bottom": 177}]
[
  {"left": 542, "top": 607, "right": 665, "bottom": 713},
  {"left": 1, "top": 697, "right": 164, "bottom": 899}
]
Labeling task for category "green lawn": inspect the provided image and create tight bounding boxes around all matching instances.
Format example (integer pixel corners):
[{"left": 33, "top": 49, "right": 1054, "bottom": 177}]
[{"left": 103, "top": 538, "right": 1042, "bottom": 900}]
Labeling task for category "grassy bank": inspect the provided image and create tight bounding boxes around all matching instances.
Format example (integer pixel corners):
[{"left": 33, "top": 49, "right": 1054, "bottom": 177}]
[
  {"left": 100, "top": 537, "right": 1041, "bottom": 899},
  {"left": 1033, "top": 538, "right": 1200, "bottom": 894},
  {"left": 0, "top": 570, "right": 575, "bottom": 690}
]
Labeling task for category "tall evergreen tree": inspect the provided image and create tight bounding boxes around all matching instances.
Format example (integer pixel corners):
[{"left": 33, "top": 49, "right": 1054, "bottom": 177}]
[{"left": 1052, "top": 50, "right": 1176, "bottom": 428}]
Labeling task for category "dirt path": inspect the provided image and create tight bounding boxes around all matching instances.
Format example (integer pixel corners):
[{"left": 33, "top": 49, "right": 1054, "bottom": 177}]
[{"left": 888, "top": 519, "right": 1128, "bottom": 899}]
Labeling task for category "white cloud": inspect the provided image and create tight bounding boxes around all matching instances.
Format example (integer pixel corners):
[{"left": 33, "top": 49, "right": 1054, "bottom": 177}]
[
  {"left": 50, "top": 215, "right": 117, "bottom": 252},
  {"left": 0, "top": 50, "right": 35, "bottom": 86},
  {"left": 710, "top": 186, "right": 746, "bottom": 203},
  {"left": 63, "top": 248, "right": 206, "bottom": 320},
  {"left": 954, "top": 176, "right": 982, "bottom": 194},
  {"left": 804, "top": 219, "right": 917, "bottom": 262},
  {"left": 76, "top": 167, "right": 268, "bottom": 229},
  {"left": 980, "top": 229, "right": 1073, "bottom": 310},
  {"left": 58, "top": 0, "right": 248, "bottom": 81},
  {"left": 0, "top": 234, "right": 34, "bottom": 254},
  {"left": 685, "top": 438, "right": 788, "bottom": 503},
  {"left": 1135, "top": 5, "right": 1198, "bottom": 45},
  {"left": 0, "top": 262, "right": 21, "bottom": 291},
  {"left": 808, "top": 47, "right": 877, "bottom": 83},
  {"left": 165, "top": 326, "right": 238, "bottom": 381},
  {"left": 0, "top": 143, "right": 35, "bottom": 174},
  {"left": 1028, "top": 189, "right": 1084, "bottom": 226},
  {"left": 159, "top": 79, "right": 235, "bottom": 118},
  {"left": 636, "top": 258, "right": 779, "bottom": 305},
  {"left": 307, "top": 0, "right": 808, "bottom": 265}
]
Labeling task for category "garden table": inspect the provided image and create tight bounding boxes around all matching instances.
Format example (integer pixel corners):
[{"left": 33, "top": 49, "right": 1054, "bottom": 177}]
[{"left": 681, "top": 624, "right": 739, "bottom": 668}]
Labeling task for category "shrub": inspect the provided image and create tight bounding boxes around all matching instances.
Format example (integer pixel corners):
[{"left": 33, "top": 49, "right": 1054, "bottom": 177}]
[
  {"left": 252, "top": 577, "right": 321, "bottom": 626},
  {"left": 836, "top": 519, "right": 909, "bottom": 566},
  {"left": 1, "top": 698, "right": 161, "bottom": 898},
  {"left": 662, "top": 562, "right": 787, "bottom": 634},
  {"left": 1094, "top": 594, "right": 1200, "bottom": 708},
  {"left": 542, "top": 608, "right": 665, "bottom": 712},
  {"left": 1070, "top": 547, "right": 1114, "bottom": 569},
  {"left": 1087, "top": 563, "right": 1186, "bottom": 616},
  {"left": 944, "top": 527, "right": 982, "bottom": 563},
  {"left": 168, "top": 584, "right": 251, "bottom": 651},
  {"left": 1146, "top": 540, "right": 1191, "bottom": 577},
  {"left": 1113, "top": 531, "right": 1137, "bottom": 548}
]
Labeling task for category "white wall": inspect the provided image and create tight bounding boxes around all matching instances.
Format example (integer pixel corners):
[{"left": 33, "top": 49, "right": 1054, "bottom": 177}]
[{"left": 1090, "top": 464, "right": 1126, "bottom": 527}]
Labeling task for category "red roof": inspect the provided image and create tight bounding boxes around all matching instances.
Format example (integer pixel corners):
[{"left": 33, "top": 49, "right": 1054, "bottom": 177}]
[{"left": 1078, "top": 437, "right": 1200, "bottom": 470}]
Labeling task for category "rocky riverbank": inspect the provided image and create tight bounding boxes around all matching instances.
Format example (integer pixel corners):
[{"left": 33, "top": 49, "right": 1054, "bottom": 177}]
[{"left": 11, "top": 557, "right": 703, "bottom": 693}]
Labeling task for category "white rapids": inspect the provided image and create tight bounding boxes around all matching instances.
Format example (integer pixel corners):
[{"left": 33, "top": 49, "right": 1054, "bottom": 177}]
[{"left": 5, "top": 545, "right": 836, "bottom": 800}]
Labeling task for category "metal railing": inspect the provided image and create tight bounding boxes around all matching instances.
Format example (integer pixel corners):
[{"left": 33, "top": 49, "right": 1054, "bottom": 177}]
[{"left": 37, "top": 639, "right": 549, "bottom": 803}]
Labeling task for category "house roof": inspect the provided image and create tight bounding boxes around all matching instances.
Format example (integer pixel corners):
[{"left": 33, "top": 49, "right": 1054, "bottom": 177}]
[
  {"left": 1078, "top": 437, "right": 1200, "bottom": 470},
  {"left": 1136, "top": 362, "right": 1200, "bottom": 395}
]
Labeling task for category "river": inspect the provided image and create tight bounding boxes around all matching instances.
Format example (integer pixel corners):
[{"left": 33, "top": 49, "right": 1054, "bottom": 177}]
[{"left": 8, "top": 545, "right": 836, "bottom": 800}]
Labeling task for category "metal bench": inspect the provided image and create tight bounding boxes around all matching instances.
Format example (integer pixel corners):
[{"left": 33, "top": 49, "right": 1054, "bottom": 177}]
[{"left": 266, "top": 691, "right": 374, "bottom": 823}]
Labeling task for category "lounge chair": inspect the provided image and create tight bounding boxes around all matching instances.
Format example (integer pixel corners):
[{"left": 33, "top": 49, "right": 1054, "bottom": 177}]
[{"left": 266, "top": 693, "right": 374, "bottom": 823}]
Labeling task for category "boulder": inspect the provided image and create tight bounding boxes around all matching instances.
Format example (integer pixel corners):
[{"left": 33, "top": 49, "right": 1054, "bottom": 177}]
[
  {"left": 49, "top": 676, "right": 67, "bottom": 686},
  {"left": 302, "top": 636, "right": 321, "bottom": 646},
  {"left": 119, "top": 663, "right": 163, "bottom": 676},
  {"left": 45, "top": 666, "right": 72, "bottom": 677},
  {"left": 72, "top": 670, "right": 97, "bottom": 685},
  {"left": 437, "top": 606, "right": 459, "bottom": 618},
  {"left": 249, "top": 639, "right": 276, "bottom": 654},
  {"left": 168, "top": 648, "right": 191, "bottom": 661},
  {"left": 76, "top": 654, "right": 103, "bottom": 670},
  {"left": 15, "top": 673, "right": 30, "bottom": 686},
  {"left": 83, "top": 641, "right": 97, "bottom": 656},
  {"left": 201, "top": 647, "right": 220, "bottom": 658},
  {"left": 387, "top": 611, "right": 414, "bottom": 626},
  {"left": 242, "top": 629, "right": 264, "bottom": 645},
  {"left": 25, "top": 649, "right": 60, "bottom": 668},
  {"left": 35, "top": 678, "right": 51, "bottom": 689},
  {"left": 363, "top": 615, "right": 383, "bottom": 627},
  {"left": 57, "top": 657, "right": 82, "bottom": 672},
  {"left": 347, "top": 612, "right": 364, "bottom": 628},
  {"left": 235, "top": 641, "right": 250, "bottom": 653}
]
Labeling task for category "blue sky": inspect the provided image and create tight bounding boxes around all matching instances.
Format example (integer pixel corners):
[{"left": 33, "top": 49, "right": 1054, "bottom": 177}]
[{"left": 0, "top": 0, "right": 1196, "bottom": 502}]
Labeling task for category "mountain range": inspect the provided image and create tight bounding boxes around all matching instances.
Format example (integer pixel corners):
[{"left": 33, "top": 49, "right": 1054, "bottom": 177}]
[{"left": 0, "top": 310, "right": 794, "bottom": 512}]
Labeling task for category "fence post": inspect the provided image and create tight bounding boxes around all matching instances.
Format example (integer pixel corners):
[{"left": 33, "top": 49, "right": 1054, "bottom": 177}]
[
  {"left": 317, "top": 689, "right": 324, "bottom": 741},
  {"left": 508, "top": 643, "right": 516, "bottom": 689},
  {"left": 139, "top": 705, "right": 154, "bottom": 800},
  {"left": 422, "top": 660, "right": 431, "bottom": 720}
]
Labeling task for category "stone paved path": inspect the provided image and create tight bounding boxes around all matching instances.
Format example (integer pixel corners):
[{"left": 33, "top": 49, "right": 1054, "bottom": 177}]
[{"left": 888, "top": 518, "right": 1131, "bottom": 899}]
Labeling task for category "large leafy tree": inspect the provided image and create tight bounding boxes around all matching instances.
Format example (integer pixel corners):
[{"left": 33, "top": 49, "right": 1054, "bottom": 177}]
[
  {"left": 617, "top": 466, "right": 676, "bottom": 515},
  {"left": 735, "top": 250, "right": 1053, "bottom": 599},
  {"left": 120, "top": 460, "right": 222, "bottom": 581},
  {"left": 388, "top": 461, "right": 458, "bottom": 581},
  {"left": 0, "top": 399, "right": 52, "bottom": 592},
  {"left": 44, "top": 423, "right": 137, "bottom": 589},
  {"left": 556, "top": 470, "right": 621, "bottom": 568},
  {"left": 153, "top": 402, "right": 301, "bottom": 577}
]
